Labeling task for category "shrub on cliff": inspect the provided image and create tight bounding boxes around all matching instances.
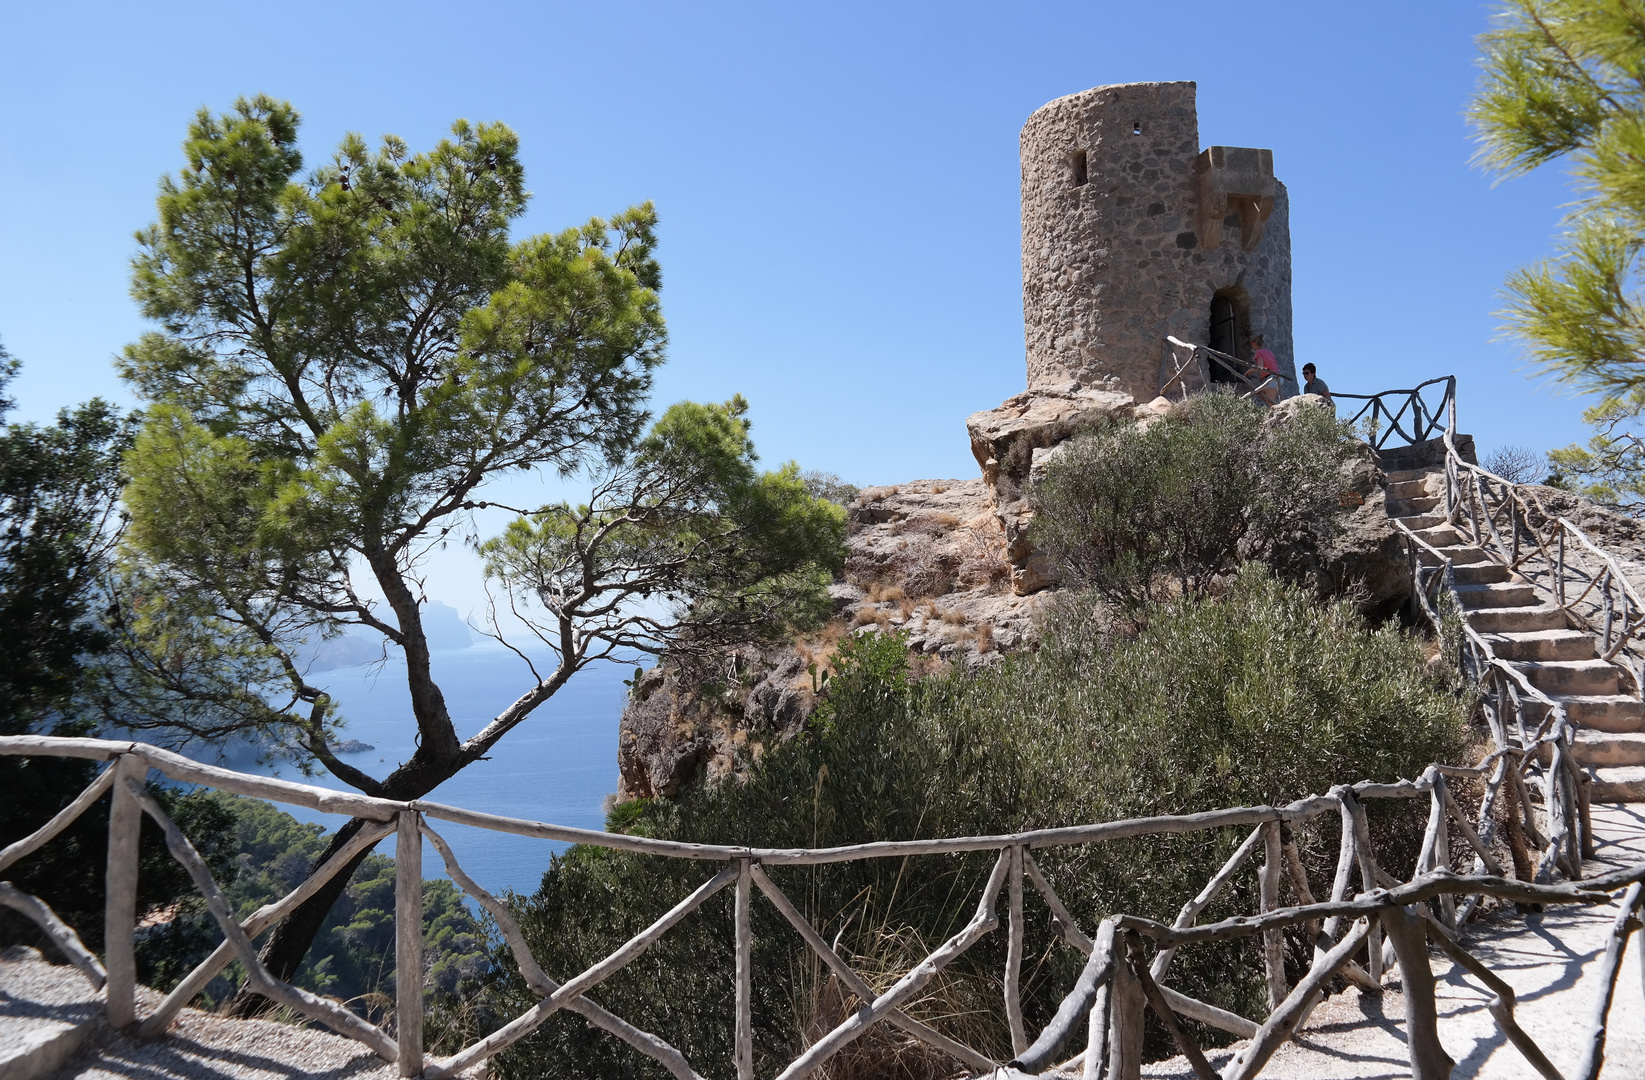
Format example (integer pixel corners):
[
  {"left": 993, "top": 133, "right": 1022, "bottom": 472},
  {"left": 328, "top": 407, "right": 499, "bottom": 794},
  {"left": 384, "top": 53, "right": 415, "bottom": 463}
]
[
  {"left": 1029, "top": 392, "right": 1364, "bottom": 605},
  {"left": 470, "top": 567, "right": 1466, "bottom": 1078}
]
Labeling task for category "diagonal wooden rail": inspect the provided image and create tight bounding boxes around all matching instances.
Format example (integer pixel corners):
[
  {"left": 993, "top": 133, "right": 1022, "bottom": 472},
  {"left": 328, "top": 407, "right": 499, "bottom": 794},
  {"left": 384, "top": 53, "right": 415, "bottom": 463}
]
[{"left": 1333, "top": 375, "right": 1455, "bottom": 452}]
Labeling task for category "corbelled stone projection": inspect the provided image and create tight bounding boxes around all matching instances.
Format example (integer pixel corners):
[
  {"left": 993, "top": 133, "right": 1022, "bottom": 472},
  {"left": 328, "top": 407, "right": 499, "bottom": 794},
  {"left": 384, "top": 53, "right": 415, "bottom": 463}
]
[{"left": 1019, "top": 80, "right": 1294, "bottom": 402}]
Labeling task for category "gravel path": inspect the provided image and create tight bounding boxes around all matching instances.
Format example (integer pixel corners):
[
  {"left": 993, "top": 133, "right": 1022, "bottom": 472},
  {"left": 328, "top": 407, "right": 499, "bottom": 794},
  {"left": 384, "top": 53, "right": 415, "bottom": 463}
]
[
  {"left": 0, "top": 956, "right": 405, "bottom": 1080},
  {"left": 1138, "top": 802, "right": 1645, "bottom": 1079}
]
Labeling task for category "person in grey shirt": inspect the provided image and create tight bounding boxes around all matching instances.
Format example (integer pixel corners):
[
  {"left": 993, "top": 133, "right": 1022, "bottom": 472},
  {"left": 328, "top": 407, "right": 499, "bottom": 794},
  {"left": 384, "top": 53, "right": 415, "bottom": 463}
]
[{"left": 1301, "top": 363, "right": 1333, "bottom": 407}]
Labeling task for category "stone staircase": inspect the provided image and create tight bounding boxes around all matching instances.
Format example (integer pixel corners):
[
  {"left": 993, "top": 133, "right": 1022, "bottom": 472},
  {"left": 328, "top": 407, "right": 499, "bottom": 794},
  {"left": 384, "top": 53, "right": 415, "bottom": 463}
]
[{"left": 1385, "top": 466, "right": 1645, "bottom": 802}]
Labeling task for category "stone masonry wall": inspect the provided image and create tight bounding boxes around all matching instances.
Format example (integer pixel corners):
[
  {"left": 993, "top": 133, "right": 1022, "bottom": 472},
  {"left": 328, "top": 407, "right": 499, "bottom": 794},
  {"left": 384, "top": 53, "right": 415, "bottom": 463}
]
[{"left": 1020, "top": 80, "right": 1294, "bottom": 402}]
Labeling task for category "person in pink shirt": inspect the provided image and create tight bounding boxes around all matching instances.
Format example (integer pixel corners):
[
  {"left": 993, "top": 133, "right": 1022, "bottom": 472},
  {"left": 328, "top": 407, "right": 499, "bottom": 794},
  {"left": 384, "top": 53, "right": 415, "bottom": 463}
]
[{"left": 1246, "top": 334, "right": 1279, "bottom": 405}]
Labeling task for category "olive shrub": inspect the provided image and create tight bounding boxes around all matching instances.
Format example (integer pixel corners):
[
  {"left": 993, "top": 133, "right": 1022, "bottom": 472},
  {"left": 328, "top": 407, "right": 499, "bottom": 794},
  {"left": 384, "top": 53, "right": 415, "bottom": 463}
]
[{"left": 1029, "top": 392, "right": 1365, "bottom": 606}]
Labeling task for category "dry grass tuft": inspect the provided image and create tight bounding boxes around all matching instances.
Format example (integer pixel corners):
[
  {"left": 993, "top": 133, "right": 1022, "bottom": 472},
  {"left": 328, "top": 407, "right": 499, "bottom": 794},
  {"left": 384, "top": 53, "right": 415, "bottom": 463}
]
[
  {"left": 867, "top": 581, "right": 906, "bottom": 603},
  {"left": 800, "top": 924, "right": 1002, "bottom": 1080},
  {"left": 973, "top": 621, "right": 995, "bottom": 654},
  {"left": 896, "top": 511, "right": 961, "bottom": 537},
  {"left": 955, "top": 515, "right": 1012, "bottom": 590},
  {"left": 895, "top": 543, "right": 957, "bottom": 599},
  {"left": 939, "top": 607, "right": 970, "bottom": 627},
  {"left": 851, "top": 607, "right": 892, "bottom": 629}
]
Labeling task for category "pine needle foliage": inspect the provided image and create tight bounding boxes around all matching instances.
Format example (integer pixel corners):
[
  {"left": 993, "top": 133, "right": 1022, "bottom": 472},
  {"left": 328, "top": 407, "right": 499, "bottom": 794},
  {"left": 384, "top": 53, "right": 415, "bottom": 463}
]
[
  {"left": 1473, "top": 2, "right": 1645, "bottom": 513},
  {"left": 108, "top": 95, "right": 845, "bottom": 999},
  {"left": 1473, "top": 1, "right": 1645, "bottom": 392}
]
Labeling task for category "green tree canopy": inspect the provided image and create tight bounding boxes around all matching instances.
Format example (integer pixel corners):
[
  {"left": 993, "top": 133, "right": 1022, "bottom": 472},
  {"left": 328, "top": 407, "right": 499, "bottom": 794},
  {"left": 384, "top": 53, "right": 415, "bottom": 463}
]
[
  {"left": 0, "top": 341, "right": 239, "bottom": 969},
  {"left": 112, "top": 96, "right": 844, "bottom": 999}
]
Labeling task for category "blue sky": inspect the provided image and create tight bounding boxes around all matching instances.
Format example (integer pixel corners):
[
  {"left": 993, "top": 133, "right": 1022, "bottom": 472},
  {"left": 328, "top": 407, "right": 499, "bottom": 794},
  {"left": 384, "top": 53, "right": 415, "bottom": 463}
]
[{"left": 0, "top": 1, "right": 1591, "bottom": 610}]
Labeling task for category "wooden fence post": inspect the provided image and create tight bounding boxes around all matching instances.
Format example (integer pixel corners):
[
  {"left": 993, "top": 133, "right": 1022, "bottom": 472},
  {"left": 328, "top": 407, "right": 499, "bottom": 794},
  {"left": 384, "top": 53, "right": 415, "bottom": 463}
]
[
  {"left": 104, "top": 753, "right": 145, "bottom": 1029},
  {"left": 1259, "top": 822, "right": 1287, "bottom": 1010},
  {"left": 1106, "top": 940, "right": 1144, "bottom": 1080},
  {"left": 1382, "top": 904, "right": 1455, "bottom": 1080},
  {"left": 1574, "top": 880, "right": 1644, "bottom": 1080},
  {"left": 1005, "top": 844, "right": 1027, "bottom": 1056},
  {"left": 1082, "top": 920, "right": 1117, "bottom": 1080},
  {"left": 396, "top": 809, "right": 424, "bottom": 1077},
  {"left": 1344, "top": 795, "right": 1385, "bottom": 980},
  {"left": 735, "top": 858, "right": 753, "bottom": 1080}
]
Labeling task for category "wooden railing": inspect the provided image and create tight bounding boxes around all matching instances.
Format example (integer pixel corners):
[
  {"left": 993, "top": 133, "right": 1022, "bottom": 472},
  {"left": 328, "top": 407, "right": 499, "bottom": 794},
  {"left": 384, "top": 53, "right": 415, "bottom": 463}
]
[
  {"left": 1397, "top": 520, "right": 1593, "bottom": 888},
  {"left": 3, "top": 733, "right": 1644, "bottom": 1080},
  {"left": 1434, "top": 447, "right": 1645, "bottom": 697},
  {"left": 1335, "top": 376, "right": 1456, "bottom": 451},
  {"left": 1161, "top": 337, "right": 1291, "bottom": 405}
]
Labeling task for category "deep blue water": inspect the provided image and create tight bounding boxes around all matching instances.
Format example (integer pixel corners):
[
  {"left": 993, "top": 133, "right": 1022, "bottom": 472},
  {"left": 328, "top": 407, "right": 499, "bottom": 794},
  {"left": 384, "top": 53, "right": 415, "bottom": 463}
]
[{"left": 218, "top": 644, "right": 631, "bottom": 898}]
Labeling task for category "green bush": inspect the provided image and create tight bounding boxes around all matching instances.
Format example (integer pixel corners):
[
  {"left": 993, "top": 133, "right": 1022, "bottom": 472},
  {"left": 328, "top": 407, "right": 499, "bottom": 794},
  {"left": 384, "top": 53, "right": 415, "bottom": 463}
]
[
  {"left": 1029, "top": 392, "right": 1364, "bottom": 605},
  {"left": 471, "top": 567, "right": 1466, "bottom": 1079}
]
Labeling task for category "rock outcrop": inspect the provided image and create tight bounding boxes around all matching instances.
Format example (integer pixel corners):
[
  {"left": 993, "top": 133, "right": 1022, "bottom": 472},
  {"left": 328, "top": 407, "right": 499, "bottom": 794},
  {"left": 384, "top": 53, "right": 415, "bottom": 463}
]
[
  {"left": 618, "top": 392, "right": 1432, "bottom": 802},
  {"left": 1310, "top": 440, "right": 1409, "bottom": 619},
  {"left": 616, "top": 479, "right": 1047, "bottom": 801},
  {"left": 966, "top": 382, "right": 1136, "bottom": 594}
]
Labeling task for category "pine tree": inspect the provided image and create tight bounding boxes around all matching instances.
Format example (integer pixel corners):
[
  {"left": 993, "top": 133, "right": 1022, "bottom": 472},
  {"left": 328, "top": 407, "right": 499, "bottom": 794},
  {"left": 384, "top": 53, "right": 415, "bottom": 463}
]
[{"left": 1474, "top": 1, "right": 1645, "bottom": 512}]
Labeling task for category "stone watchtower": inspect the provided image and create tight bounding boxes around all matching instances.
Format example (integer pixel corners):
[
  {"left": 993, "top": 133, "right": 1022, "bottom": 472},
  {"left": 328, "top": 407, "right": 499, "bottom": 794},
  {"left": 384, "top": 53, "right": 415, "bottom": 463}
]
[
  {"left": 1020, "top": 80, "right": 1293, "bottom": 400},
  {"left": 970, "top": 81, "right": 1297, "bottom": 594}
]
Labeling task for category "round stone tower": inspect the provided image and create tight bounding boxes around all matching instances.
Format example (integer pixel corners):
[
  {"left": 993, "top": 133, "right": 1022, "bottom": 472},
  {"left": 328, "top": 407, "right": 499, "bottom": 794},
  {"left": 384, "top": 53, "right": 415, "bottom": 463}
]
[{"left": 1020, "top": 80, "right": 1294, "bottom": 400}]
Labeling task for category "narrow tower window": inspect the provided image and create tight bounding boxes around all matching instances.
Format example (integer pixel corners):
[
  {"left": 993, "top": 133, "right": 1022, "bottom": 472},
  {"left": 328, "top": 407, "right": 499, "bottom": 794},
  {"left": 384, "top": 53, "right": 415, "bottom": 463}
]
[
  {"left": 1070, "top": 149, "right": 1088, "bottom": 186},
  {"left": 1133, "top": 121, "right": 1141, "bottom": 135}
]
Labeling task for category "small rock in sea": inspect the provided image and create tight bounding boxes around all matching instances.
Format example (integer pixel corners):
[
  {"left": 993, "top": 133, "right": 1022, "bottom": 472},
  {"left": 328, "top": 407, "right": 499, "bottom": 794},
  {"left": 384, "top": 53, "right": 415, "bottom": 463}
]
[{"left": 326, "top": 739, "right": 376, "bottom": 754}]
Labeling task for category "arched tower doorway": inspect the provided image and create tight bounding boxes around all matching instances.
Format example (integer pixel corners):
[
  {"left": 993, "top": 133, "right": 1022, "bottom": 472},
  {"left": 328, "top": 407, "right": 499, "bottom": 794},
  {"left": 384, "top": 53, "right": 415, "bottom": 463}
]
[{"left": 1208, "top": 287, "right": 1250, "bottom": 385}]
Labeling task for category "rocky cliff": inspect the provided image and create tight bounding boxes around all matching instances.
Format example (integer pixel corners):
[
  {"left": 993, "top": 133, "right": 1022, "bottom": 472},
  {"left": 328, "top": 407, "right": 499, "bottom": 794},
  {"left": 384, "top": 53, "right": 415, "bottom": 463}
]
[
  {"left": 617, "top": 389, "right": 1414, "bottom": 803},
  {"left": 616, "top": 477, "right": 1046, "bottom": 800}
]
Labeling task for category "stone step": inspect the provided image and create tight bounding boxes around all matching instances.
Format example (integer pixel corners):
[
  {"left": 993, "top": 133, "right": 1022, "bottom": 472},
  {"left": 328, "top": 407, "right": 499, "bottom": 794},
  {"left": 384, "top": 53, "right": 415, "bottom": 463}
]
[
  {"left": 1535, "top": 694, "right": 1645, "bottom": 733},
  {"left": 1432, "top": 544, "right": 1494, "bottom": 565},
  {"left": 1398, "top": 513, "right": 1446, "bottom": 530},
  {"left": 0, "top": 1018, "right": 94, "bottom": 1080},
  {"left": 1413, "top": 524, "right": 1463, "bottom": 547},
  {"left": 1455, "top": 581, "right": 1542, "bottom": 609},
  {"left": 1512, "top": 659, "right": 1619, "bottom": 696},
  {"left": 1572, "top": 731, "right": 1645, "bottom": 767},
  {"left": 1385, "top": 468, "right": 1439, "bottom": 485},
  {"left": 1453, "top": 561, "right": 1513, "bottom": 585},
  {"left": 1590, "top": 765, "right": 1645, "bottom": 802},
  {"left": 1464, "top": 605, "right": 1569, "bottom": 633},
  {"left": 1388, "top": 495, "right": 1440, "bottom": 517},
  {"left": 1485, "top": 629, "right": 1597, "bottom": 662},
  {"left": 1387, "top": 478, "right": 1433, "bottom": 500}
]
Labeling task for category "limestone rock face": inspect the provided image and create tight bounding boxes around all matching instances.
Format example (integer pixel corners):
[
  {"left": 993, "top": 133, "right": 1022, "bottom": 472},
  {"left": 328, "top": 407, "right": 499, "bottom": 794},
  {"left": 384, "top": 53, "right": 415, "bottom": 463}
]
[
  {"left": 617, "top": 645, "right": 816, "bottom": 801},
  {"left": 967, "top": 384, "right": 1135, "bottom": 594},
  {"left": 1313, "top": 450, "right": 1410, "bottom": 619},
  {"left": 844, "top": 479, "right": 1051, "bottom": 657},
  {"left": 966, "top": 383, "right": 1135, "bottom": 487},
  {"left": 616, "top": 479, "right": 1048, "bottom": 801}
]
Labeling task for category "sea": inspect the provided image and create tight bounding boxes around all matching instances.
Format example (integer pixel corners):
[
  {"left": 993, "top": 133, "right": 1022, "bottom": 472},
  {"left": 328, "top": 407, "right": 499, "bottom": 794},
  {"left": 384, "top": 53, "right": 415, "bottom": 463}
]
[{"left": 204, "top": 642, "right": 633, "bottom": 899}]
